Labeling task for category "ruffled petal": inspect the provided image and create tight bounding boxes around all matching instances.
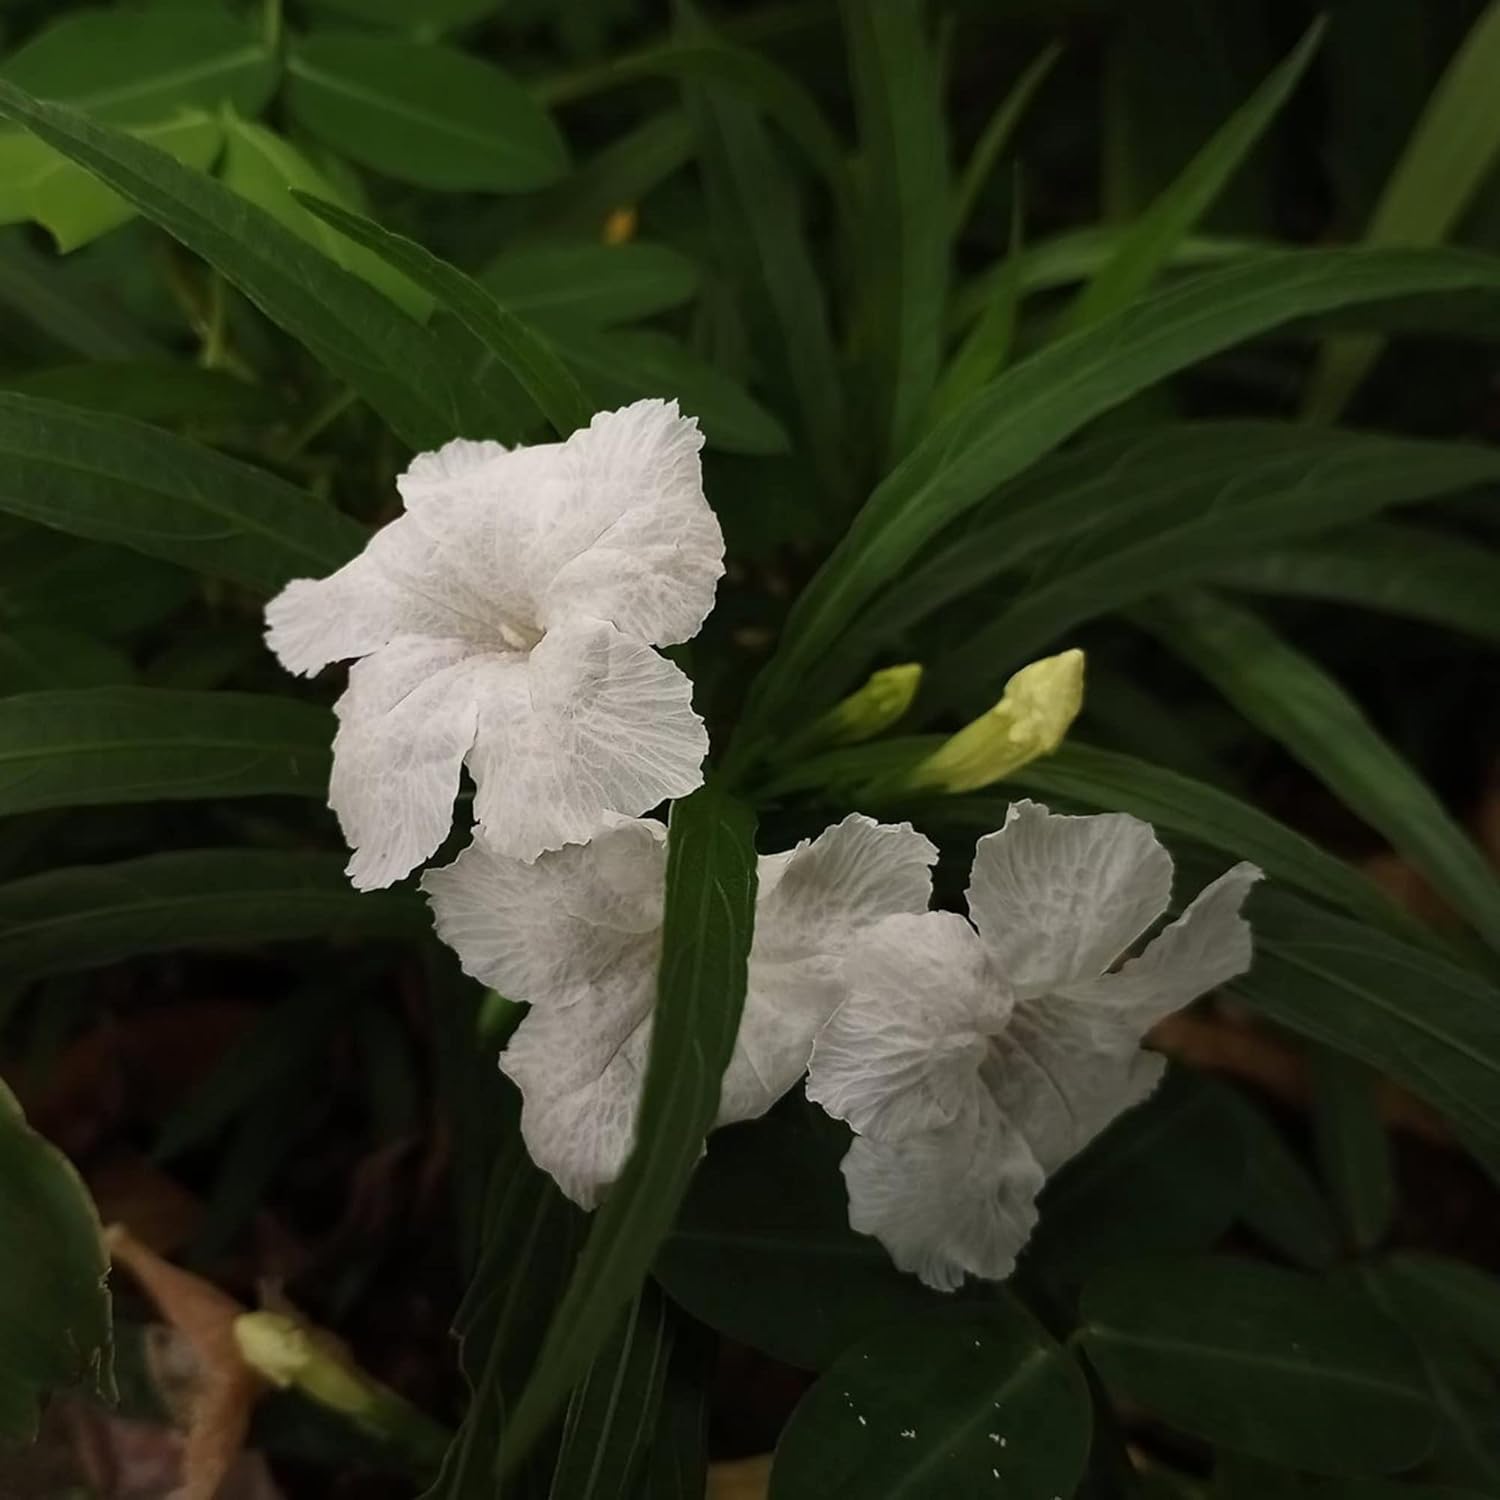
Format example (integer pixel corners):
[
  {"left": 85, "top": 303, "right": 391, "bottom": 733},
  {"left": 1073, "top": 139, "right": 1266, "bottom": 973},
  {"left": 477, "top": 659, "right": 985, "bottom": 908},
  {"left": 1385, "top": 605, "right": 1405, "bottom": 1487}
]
[
  {"left": 806, "top": 911, "right": 999, "bottom": 1142},
  {"left": 719, "top": 816, "right": 939, "bottom": 1126},
  {"left": 469, "top": 619, "right": 708, "bottom": 862},
  {"left": 501, "top": 993, "right": 656, "bottom": 1210},
  {"left": 982, "top": 1007, "right": 1167, "bottom": 1175},
  {"left": 842, "top": 1099, "right": 1046, "bottom": 1291},
  {"left": 422, "top": 819, "right": 666, "bottom": 1008},
  {"left": 1055, "top": 861, "right": 1262, "bottom": 1046},
  {"left": 537, "top": 400, "right": 723, "bottom": 647},
  {"left": 966, "top": 800, "right": 1173, "bottom": 995},
  {"left": 327, "top": 636, "right": 502, "bottom": 889}
]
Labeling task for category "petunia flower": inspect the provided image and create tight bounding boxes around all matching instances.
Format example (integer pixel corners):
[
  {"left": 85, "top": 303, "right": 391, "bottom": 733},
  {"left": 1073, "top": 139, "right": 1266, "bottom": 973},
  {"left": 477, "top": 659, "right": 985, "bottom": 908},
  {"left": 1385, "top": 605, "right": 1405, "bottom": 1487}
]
[
  {"left": 422, "top": 813, "right": 938, "bottom": 1208},
  {"left": 265, "top": 400, "right": 724, "bottom": 889},
  {"left": 806, "top": 799, "right": 1260, "bottom": 1291}
]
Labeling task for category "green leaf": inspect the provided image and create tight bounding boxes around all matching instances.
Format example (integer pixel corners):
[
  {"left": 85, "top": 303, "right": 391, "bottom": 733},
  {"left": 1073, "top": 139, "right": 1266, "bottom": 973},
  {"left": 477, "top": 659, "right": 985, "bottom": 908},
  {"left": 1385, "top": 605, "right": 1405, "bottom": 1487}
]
[
  {"left": 741, "top": 246, "right": 1500, "bottom": 738},
  {"left": 1006, "top": 740, "right": 1424, "bottom": 940},
  {"left": 1226, "top": 881, "right": 1500, "bottom": 1162},
  {"left": 0, "top": 850, "right": 426, "bottom": 983},
  {"left": 1081, "top": 1257, "right": 1434, "bottom": 1475},
  {"left": 0, "top": 627, "right": 131, "bottom": 694},
  {"left": 4, "top": 360, "right": 286, "bottom": 429},
  {"left": 548, "top": 1287, "right": 674, "bottom": 1500},
  {"left": 0, "top": 7, "right": 277, "bottom": 123},
  {"left": 951, "top": 41, "right": 1061, "bottom": 235},
  {"left": 922, "top": 423, "right": 1500, "bottom": 708},
  {"left": 0, "top": 1078, "right": 111, "bottom": 1443},
  {"left": 1311, "top": 1050, "right": 1396, "bottom": 1253},
  {"left": 297, "top": 193, "right": 591, "bottom": 440},
  {"left": 1215, "top": 522, "right": 1500, "bottom": 648},
  {"left": 479, "top": 241, "right": 699, "bottom": 329},
  {"left": 1059, "top": 20, "right": 1323, "bottom": 334},
  {"left": 0, "top": 79, "right": 464, "bottom": 450},
  {"left": 656, "top": 1102, "right": 954, "bottom": 1372},
  {"left": 0, "top": 391, "right": 365, "bottom": 592},
  {"left": 1152, "top": 592, "right": 1500, "bottom": 954},
  {"left": 1226, "top": 1091, "right": 1341, "bottom": 1270},
  {"left": 310, "top": 0, "right": 501, "bottom": 30},
  {"left": 0, "top": 233, "right": 157, "bottom": 359},
  {"left": 1380, "top": 1253, "right": 1500, "bottom": 1369},
  {"left": 842, "top": 0, "right": 949, "bottom": 462},
  {"left": 287, "top": 34, "right": 568, "bottom": 193},
  {"left": 1023, "top": 1069, "right": 1245, "bottom": 1285},
  {"left": 501, "top": 784, "right": 758, "bottom": 1470},
  {"left": 219, "top": 114, "right": 431, "bottom": 319},
  {"left": 1304, "top": 0, "right": 1500, "bottom": 420},
  {"left": 553, "top": 325, "right": 788, "bottom": 456},
  {"left": 0, "top": 688, "right": 332, "bottom": 817},
  {"left": 0, "top": 110, "right": 222, "bottom": 252},
  {"left": 633, "top": 1319, "right": 713, "bottom": 1500},
  {"left": 768, "top": 1296, "right": 1092, "bottom": 1500}
]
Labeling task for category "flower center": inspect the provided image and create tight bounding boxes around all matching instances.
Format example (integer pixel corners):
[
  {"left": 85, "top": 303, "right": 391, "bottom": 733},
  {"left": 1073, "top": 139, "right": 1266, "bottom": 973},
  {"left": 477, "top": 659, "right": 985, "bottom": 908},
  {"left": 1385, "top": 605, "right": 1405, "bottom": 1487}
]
[{"left": 496, "top": 619, "right": 545, "bottom": 653}]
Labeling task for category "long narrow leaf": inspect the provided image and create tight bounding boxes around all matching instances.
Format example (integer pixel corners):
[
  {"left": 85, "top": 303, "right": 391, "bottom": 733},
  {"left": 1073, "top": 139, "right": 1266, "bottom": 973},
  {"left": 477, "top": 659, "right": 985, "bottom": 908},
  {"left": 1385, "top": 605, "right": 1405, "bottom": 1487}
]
[
  {"left": 740, "top": 245, "right": 1500, "bottom": 741},
  {"left": 0, "top": 79, "right": 463, "bottom": 450},
  {"left": 1059, "top": 19, "right": 1323, "bottom": 334},
  {"left": 1153, "top": 591, "right": 1500, "bottom": 954},
  {"left": 296, "top": 194, "right": 591, "bottom": 439},
  {"left": 500, "top": 784, "right": 757, "bottom": 1470},
  {"left": 1304, "top": 0, "right": 1500, "bottom": 420},
  {"left": 0, "top": 392, "right": 364, "bottom": 592}
]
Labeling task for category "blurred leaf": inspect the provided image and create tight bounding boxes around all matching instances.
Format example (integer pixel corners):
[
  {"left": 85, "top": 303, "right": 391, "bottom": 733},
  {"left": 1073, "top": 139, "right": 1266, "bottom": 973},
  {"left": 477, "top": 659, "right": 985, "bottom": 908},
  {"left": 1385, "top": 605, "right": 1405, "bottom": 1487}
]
[
  {"left": 1225, "top": 1091, "right": 1342, "bottom": 1270},
  {"left": 1310, "top": 1050, "right": 1395, "bottom": 1253},
  {"left": 554, "top": 325, "right": 788, "bottom": 455},
  {"left": 744, "top": 246, "right": 1500, "bottom": 737},
  {"left": 310, "top": 0, "right": 502, "bottom": 29},
  {"left": 0, "top": 80, "right": 465, "bottom": 450},
  {"left": 219, "top": 114, "right": 431, "bottom": 319},
  {"left": 1380, "top": 1253, "right": 1500, "bottom": 1369},
  {"left": 298, "top": 193, "right": 591, "bottom": 440},
  {"left": 923, "top": 424, "right": 1500, "bottom": 708},
  {"left": 548, "top": 1287, "right": 673, "bottom": 1500},
  {"left": 1061, "top": 20, "right": 1322, "bottom": 334},
  {"left": 501, "top": 784, "right": 757, "bottom": 1471},
  {"left": 1305, "top": 0, "right": 1500, "bottom": 420},
  {"left": 479, "top": 241, "right": 699, "bottom": 328},
  {"left": 0, "top": 850, "right": 426, "bottom": 983},
  {"left": 0, "top": 1077, "right": 112, "bottom": 1443},
  {"left": 0, "top": 233, "right": 158, "bottom": 358},
  {"left": 842, "top": 0, "right": 949, "bottom": 462},
  {"left": 1154, "top": 592, "right": 1500, "bottom": 954},
  {"left": 287, "top": 34, "right": 568, "bottom": 193},
  {"left": 0, "top": 626, "right": 131, "bottom": 693},
  {"left": 1215, "top": 522, "right": 1500, "bottom": 647},
  {"left": 1023, "top": 1069, "right": 1245, "bottom": 1285},
  {"left": 0, "top": 688, "right": 332, "bottom": 817},
  {"left": 1006, "top": 741, "right": 1423, "bottom": 939},
  {"left": 768, "top": 1296, "right": 1091, "bottom": 1500},
  {"left": 0, "top": 391, "right": 364, "bottom": 592},
  {"left": 4, "top": 360, "right": 285, "bottom": 428},
  {"left": 657, "top": 1102, "right": 953, "bottom": 1371},
  {"left": 1082, "top": 1258, "right": 1433, "bottom": 1475},
  {"left": 0, "top": 110, "right": 221, "bottom": 252},
  {"left": 633, "top": 1319, "right": 712, "bottom": 1500}
]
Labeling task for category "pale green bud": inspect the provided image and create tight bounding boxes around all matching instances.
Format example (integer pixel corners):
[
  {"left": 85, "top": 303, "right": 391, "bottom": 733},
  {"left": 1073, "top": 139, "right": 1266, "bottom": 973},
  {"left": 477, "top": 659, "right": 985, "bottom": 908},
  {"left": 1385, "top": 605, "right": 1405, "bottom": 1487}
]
[
  {"left": 903, "top": 648, "right": 1084, "bottom": 794},
  {"left": 792, "top": 663, "right": 923, "bottom": 757}
]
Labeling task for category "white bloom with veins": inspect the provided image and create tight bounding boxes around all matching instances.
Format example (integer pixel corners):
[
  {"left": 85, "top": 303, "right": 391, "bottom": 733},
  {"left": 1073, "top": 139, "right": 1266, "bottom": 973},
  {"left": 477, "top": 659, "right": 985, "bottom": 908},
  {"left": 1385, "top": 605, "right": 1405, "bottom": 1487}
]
[
  {"left": 422, "top": 813, "right": 938, "bottom": 1208},
  {"left": 265, "top": 400, "right": 724, "bottom": 888},
  {"left": 806, "top": 800, "right": 1261, "bottom": 1292}
]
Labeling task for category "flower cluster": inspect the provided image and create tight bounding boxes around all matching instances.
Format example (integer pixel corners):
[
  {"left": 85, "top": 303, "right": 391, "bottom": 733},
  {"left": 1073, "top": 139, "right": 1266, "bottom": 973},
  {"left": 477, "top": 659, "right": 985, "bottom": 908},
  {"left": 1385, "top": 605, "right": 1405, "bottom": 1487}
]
[{"left": 268, "top": 402, "right": 1261, "bottom": 1291}]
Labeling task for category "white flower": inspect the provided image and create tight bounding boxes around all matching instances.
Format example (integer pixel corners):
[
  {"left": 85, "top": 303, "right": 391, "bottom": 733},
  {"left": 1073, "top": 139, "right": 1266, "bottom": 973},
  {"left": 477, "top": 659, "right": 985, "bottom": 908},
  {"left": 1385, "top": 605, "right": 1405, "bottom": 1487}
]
[
  {"left": 422, "top": 813, "right": 937, "bottom": 1208},
  {"left": 806, "top": 800, "right": 1261, "bottom": 1291},
  {"left": 265, "top": 400, "right": 724, "bottom": 889}
]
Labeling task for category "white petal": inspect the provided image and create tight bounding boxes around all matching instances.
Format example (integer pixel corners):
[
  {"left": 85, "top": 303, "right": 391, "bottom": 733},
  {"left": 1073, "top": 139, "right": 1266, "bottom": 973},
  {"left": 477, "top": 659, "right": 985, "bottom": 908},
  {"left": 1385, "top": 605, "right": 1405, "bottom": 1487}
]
[
  {"left": 720, "top": 817, "right": 938, "bottom": 1126},
  {"left": 422, "top": 820, "right": 666, "bottom": 1008},
  {"left": 396, "top": 437, "right": 512, "bottom": 505},
  {"left": 966, "top": 800, "right": 1173, "bottom": 995},
  {"left": 1056, "top": 861, "right": 1263, "bottom": 1046},
  {"left": 538, "top": 400, "right": 724, "bottom": 646},
  {"left": 982, "top": 1007, "right": 1166, "bottom": 1175},
  {"left": 327, "top": 636, "right": 499, "bottom": 889},
  {"left": 806, "top": 912, "right": 1000, "bottom": 1142},
  {"left": 469, "top": 619, "right": 708, "bottom": 862},
  {"left": 842, "top": 1099, "right": 1046, "bottom": 1291},
  {"left": 501, "top": 993, "right": 655, "bottom": 1209}
]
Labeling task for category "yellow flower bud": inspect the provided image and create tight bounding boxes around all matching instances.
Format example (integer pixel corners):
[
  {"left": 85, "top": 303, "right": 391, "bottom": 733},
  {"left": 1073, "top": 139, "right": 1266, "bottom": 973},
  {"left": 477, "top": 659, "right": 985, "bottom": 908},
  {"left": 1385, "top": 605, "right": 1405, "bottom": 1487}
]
[{"left": 904, "top": 648, "right": 1084, "bottom": 795}]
